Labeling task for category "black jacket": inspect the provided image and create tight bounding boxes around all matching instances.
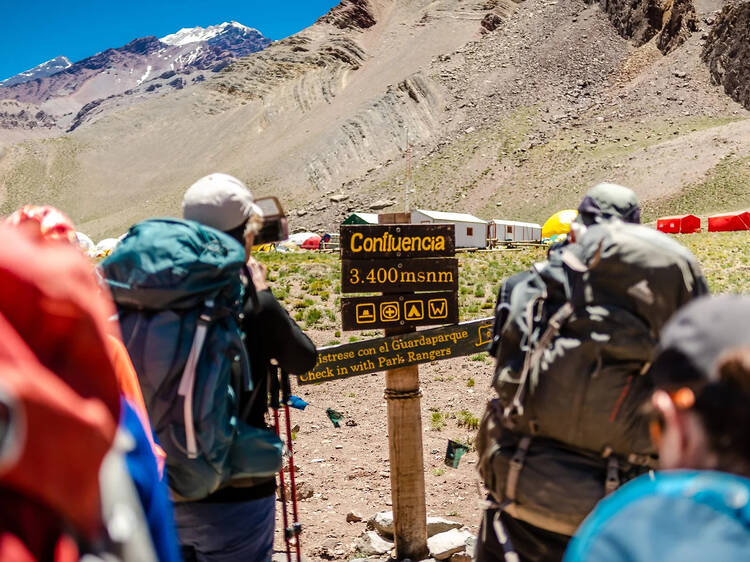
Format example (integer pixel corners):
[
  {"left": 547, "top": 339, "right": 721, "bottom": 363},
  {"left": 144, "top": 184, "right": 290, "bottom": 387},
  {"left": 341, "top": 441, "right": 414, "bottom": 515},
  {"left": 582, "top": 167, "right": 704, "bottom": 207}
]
[{"left": 199, "top": 278, "right": 317, "bottom": 503}]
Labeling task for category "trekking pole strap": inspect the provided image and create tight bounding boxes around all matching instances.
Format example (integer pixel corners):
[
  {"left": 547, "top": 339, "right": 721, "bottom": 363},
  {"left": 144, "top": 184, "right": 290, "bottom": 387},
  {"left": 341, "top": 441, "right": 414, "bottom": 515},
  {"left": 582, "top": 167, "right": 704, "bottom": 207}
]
[{"left": 506, "top": 436, "right": 532, "bottom": 502}]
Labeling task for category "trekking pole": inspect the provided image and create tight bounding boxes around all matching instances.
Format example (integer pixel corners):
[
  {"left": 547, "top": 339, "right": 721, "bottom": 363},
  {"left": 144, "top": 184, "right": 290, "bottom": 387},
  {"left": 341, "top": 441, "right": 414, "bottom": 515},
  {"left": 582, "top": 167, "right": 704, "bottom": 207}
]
[
  {"left": 270, "top": 368, "right": 292, "bottom": 562},
  {"left": 280, "top": 369, "right": 303, "bottom": 562}
]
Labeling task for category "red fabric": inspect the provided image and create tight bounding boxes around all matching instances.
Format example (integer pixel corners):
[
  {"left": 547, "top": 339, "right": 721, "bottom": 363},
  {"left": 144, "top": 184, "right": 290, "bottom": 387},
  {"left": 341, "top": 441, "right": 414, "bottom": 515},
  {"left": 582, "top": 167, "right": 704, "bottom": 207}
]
[
  {"left": 301, "top": 235, "right": 322, "bottom": 249},
  {"left": 0, "top": 226, "right": 121, "bottom": 542},
  {"left": 0, "top": 315, "right": 115, "bottom": 540},
  {"left": 656, "top": 214, "right": 701, "bottom": 234},
  {"left": 708, "top": 211, "right": 750, "bottom": 232},
  {"left": 0, "top": 226, "right": 120, "bottom": 419},
  {"left": 3, "top": 205, "right": 76, "bottom": 244},
  {"left": 0, "top": 492, "right": 81, "bottom": 562}
]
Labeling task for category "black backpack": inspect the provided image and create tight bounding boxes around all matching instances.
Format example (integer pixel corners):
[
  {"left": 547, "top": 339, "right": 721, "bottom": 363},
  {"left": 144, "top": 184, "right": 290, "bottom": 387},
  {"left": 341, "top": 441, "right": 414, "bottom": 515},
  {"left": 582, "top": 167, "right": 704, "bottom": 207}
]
[{"left": 478, "top": 221, "right": 708, "bottom": 534}]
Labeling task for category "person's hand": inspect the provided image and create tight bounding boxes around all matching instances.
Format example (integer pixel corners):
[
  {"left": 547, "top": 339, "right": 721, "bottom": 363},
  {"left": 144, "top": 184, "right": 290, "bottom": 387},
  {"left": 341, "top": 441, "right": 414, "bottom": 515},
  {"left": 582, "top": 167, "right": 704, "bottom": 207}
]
[{"left": 246, "top": 256, "right": 269, "bottom": 292}]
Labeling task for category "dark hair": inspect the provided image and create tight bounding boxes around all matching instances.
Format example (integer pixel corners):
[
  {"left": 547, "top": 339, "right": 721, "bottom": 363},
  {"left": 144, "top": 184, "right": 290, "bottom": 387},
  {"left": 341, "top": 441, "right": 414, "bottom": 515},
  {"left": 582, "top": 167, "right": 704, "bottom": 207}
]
[
  {"left": 694, "top": 347, "right": 750, "bottom": 475},
  {"left": 223, "top": 222, "right": 246, "bottom": 246}
]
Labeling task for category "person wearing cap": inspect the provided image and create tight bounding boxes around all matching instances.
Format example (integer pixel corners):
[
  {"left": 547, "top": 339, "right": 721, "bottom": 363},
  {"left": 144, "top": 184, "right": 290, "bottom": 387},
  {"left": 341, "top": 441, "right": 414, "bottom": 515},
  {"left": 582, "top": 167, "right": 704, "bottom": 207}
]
[
  {"left": 565, "top": 295, "right": 750, "bottom": 561},
  {"left": 177, "top": 173, "right": 317, "bottom": 562},
  {"left": 488, "top": 182, "right": 641, "bottom": 362},
  {"left": 481, "top": 183, "right": 651, "bottom": 562}
]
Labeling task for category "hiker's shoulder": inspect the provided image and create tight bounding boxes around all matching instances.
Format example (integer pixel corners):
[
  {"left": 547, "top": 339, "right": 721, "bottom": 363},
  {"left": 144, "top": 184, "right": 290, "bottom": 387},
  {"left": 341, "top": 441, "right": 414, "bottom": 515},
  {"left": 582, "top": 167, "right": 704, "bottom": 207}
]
[{"left": 567, "top": 471, "right": 750, "bottom": 561}]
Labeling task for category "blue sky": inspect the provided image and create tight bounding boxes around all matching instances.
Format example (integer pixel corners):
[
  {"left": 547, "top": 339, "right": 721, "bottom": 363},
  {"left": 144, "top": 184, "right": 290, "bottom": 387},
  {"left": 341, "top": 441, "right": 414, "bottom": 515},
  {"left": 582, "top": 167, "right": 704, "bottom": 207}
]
[{"left": 0, "top": 0, "right": 340, "bottom": 81}]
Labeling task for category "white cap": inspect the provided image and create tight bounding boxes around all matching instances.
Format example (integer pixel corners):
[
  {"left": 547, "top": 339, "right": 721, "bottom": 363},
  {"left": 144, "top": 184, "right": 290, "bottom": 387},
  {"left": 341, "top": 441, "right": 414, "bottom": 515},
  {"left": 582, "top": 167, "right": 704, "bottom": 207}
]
[{"left": 182, "top": 173, "right": 260, "bottom": 232}]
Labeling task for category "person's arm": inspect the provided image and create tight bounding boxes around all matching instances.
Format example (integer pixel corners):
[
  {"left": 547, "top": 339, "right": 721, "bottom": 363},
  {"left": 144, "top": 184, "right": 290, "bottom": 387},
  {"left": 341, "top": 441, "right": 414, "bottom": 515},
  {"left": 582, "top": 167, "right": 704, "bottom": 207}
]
[{"left": 251, "top": 288, "right": 318, "bottom": 374}]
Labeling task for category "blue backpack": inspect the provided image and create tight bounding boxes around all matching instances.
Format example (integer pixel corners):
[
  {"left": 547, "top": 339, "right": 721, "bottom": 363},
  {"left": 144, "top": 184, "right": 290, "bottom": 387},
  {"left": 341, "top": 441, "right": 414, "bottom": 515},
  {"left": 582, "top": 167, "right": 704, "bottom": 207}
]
[{"left": 103, "top": 218, "right": 282, "bottom": 500}]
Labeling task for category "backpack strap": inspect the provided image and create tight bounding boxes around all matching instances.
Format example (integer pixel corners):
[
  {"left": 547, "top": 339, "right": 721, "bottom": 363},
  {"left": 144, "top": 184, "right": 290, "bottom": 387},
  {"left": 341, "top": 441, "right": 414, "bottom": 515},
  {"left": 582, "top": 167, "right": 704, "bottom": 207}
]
[
  {"left": 605, "top": 456, "right": 621, "bottom": 495},
  {"left": 177, "top": 299, "right": 215, "bottom": 459},
  {"left": 504, "top": 302, "right": 574, "bottom": 420},
  {"left": 506, "top": 436, "right": 532, "bottom": 502}
]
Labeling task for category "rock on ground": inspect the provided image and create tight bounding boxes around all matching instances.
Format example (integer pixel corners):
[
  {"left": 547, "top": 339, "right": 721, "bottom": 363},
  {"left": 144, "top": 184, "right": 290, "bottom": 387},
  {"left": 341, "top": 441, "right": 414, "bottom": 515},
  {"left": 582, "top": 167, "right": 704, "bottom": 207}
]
[
  {"left": 353, "top": 530, "right": 394, "bottom": 556},
  {"left": 427, "top": 529, "right": 475, "bottom": 561}
]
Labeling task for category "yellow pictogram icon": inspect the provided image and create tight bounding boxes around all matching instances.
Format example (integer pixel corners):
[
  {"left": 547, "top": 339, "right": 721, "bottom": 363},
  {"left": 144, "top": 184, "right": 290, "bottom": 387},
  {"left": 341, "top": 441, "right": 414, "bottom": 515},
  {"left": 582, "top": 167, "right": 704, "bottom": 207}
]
[
  {"left": 476, "top": 324, "right": 493, "bottom": 347},
  {"left": 356, "top": 303, "right": 376, "bottom": 324},
  {"left": 404, "top": 300, "right": 425, "bottom": 321},
  {"left": 427, "top": 298, "right": 448, "bottom": 319},
  {"left": 380, "top": 302, "right": 400, "bottom": 322}
]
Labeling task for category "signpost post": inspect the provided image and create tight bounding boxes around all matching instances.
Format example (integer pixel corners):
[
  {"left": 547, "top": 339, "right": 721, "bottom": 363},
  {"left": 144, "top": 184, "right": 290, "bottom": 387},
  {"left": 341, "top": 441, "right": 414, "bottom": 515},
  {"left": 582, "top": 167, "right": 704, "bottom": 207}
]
[{"left": 337, "top": 217, "right": 459, "bottom": 560}]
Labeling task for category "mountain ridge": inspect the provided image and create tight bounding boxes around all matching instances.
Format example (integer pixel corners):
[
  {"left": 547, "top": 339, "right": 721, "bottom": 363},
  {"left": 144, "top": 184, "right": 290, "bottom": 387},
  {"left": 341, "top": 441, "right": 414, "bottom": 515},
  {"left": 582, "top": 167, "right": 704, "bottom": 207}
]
[
  {"left": 0, "top": 21, "right": 271, "bottom": 131},
  {"left": 1, "top": 0, "right": 749, "bottom": 240}
]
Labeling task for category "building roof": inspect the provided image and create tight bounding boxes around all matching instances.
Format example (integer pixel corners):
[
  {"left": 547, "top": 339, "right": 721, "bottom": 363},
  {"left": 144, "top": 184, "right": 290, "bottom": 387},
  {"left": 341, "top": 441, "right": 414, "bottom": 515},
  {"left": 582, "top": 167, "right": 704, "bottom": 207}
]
[
  {"left": 492, "top": 219, "right": 542, "bottom": 228},
  {"left": 342, "top": 212, "right": 379, "bottom": 225},
  {"left": 414, "top": 209, "right": 487, "bottom": 224}
]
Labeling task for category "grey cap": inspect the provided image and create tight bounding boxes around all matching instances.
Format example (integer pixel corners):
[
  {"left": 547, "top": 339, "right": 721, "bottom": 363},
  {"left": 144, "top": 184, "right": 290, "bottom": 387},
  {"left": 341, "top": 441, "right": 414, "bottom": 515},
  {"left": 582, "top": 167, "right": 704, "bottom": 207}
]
[
  {"left": 648, "top": 295, "right": 750, "bottom": 387},
  {"left": 577, "top": 183, "right": 641, "bottom": 226},
  {"left": 182, "top": 173, "right": 258, "bottom": 232}
]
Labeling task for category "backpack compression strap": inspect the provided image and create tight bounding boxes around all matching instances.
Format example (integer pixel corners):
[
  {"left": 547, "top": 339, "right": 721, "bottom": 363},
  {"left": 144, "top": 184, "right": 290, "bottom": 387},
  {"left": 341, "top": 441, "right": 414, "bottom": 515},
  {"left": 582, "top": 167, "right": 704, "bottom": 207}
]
[{"left": 177, "top": 299, "right": 215, "bottom": 459}]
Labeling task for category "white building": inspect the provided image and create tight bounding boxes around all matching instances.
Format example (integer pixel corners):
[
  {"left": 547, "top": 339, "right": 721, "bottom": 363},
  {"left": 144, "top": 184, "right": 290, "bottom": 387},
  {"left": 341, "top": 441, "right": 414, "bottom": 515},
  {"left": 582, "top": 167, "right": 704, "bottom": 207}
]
[
  {"left": 411, "top": 209, "right": 488, "bottom": 248},
  {"left": 489, "top": 220, "right": 542, "bottom": 243}
]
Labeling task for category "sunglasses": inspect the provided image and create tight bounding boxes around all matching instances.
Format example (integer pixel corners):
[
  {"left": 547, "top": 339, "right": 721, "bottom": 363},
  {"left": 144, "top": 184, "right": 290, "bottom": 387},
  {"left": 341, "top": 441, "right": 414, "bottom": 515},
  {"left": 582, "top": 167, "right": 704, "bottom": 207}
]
[{"left": 647, "top": 387, "right": 696, "bottom": 448}]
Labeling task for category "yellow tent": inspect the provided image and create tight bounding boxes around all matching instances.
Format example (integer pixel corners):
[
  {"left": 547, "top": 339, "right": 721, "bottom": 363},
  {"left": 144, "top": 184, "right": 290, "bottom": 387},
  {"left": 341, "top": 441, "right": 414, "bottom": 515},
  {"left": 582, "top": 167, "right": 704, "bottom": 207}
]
[
  {"left": 252, "top": 242, "right": 276, "bottom": 253},
  {"left": 542, "top": 209, "right": 578, "bottom": 240}
]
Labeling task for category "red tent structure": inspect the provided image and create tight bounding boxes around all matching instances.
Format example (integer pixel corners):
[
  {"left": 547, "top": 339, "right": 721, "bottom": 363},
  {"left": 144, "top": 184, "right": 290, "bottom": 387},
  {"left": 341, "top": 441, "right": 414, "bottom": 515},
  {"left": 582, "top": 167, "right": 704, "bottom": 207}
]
[
  {"left": 656, "top": 214, "right": 701, "bottom": 234},
  {"left": 300, "top": 234, "right": 322, "bottom": 250},
  {"left": 708, "top": 211, "right": 750, "bottom": 232}
]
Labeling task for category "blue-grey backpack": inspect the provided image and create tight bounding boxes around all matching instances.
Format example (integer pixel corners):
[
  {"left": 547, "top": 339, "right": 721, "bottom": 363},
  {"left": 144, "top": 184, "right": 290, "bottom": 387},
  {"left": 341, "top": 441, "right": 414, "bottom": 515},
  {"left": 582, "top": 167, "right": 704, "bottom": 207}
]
[{"left": 102, "top": 218, "right": 282, "bottom": 500}]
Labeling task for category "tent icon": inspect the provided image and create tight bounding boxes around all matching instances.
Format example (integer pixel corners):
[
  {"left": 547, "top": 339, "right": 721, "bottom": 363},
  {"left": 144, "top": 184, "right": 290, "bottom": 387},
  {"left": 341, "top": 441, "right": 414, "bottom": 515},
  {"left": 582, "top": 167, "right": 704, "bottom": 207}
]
[{"left": 404, "top": 300, "right": 424, "bottom": 321}]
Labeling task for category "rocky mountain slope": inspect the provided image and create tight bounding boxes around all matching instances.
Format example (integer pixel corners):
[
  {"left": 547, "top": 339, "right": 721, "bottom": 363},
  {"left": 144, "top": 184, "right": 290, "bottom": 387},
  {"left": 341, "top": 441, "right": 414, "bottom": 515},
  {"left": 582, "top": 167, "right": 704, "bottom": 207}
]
[
  {"left": 0, "top": 56, "right": 72, "bottom": 87},
  {"left": 0, "top": 22, "right": 270, "bottom": 132},
  {"left": 0, "top": 0, "right": 749, "bottom": 239}
]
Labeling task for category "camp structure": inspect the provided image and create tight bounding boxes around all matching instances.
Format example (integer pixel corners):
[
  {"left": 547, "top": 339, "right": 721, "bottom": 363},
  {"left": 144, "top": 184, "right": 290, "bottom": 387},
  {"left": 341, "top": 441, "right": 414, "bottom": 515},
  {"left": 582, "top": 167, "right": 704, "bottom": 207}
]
[
  {"left": 411, "top": 209, "right": 488, "bottom": 248},
  {"left": 542, "top": 209, "right": 578, "bottom": 240},
  {"left": 489, "top": 220, "right": 542, "bottom": 243},
  {"left": 708, "top": 211, "right": 750, "bottom": 232},
  {"left": 656, "top": 214, "right": 701, "bottom": 234},
  {"left": 342, "top": 212, "right": 379, "bottom": 225}
]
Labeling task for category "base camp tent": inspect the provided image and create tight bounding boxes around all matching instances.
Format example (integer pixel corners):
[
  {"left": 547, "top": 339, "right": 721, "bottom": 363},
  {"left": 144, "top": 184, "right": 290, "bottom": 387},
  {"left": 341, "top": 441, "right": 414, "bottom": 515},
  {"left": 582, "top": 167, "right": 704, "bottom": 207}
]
[
  {"left": 708, "top": 211, "right": 750, "bottom": 232},
  {"left": 542, "top": 209, "right": 578, "bottom": 240},
  {"left": 657, "top": 214, "right": 701, "bottom": 234}
]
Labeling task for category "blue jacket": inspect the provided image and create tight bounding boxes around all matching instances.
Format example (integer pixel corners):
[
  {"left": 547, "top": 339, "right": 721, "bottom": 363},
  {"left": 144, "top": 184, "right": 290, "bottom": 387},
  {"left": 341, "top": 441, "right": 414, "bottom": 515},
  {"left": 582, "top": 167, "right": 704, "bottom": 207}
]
[
  {"left": 121, "top": 398, "right": 182, "bottom": 562},
  {"left": 565, "top": 471, "right": 750, "bottom": 561}
]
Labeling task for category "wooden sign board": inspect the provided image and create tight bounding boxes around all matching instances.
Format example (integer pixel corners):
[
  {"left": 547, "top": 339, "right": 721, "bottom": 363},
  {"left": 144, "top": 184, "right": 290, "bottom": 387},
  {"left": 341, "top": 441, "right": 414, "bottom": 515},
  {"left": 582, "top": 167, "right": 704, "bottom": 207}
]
[
  {"left": 341, "top": 291, "right": 459, "bottom": 331},
  {"left": 340, "top": 224, "right": 455, "bottom": 259},
  {"left": 341, "top": 258, "right": 458, "bottom": 294},
  {"left": 298, "top": 318, "right": 494, "bottom": 385}
]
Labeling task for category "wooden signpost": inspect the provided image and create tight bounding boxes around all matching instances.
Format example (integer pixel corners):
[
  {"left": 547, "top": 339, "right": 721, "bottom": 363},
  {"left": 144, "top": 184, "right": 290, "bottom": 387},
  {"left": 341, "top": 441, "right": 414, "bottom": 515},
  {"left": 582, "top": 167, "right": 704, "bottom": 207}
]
[
  {"left": 336, "top": 219, "right": 460, "bottom": 559},
  {"left": 298, "top": 317, "right": 493, "bottom": 385}
]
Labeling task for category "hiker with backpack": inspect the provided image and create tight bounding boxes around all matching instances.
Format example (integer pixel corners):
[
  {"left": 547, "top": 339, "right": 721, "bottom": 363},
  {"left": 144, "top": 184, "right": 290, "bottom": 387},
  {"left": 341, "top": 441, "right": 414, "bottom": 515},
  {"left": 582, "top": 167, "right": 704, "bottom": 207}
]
[
  {"left": 0, "top": 224, "right": 179, "bottom": 562},
  {"left": 476, "top": 183, "right": 709, "bottom": 562},
  {"left": 104, "top": 173, "right": 317, "bottom": 562},
  {"left": 565, "top": 295, "right": 750, "bottom": 561}
]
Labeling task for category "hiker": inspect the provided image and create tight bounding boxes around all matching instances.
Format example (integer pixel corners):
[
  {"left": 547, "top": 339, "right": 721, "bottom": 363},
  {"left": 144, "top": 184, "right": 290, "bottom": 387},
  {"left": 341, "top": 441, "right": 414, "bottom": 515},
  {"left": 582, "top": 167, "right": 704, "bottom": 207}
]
[
  {"left": 477, "top": 183, "right": 708, "bottom": 562},
  {"left": 3, "top": 205, "right": 178, "bottom": 561},
  {"left": 0, "top": 225, "right": 178, "bottom": 561},
  {"left": 488, "top": 183, "right": 641, "bottom": 357},
  {"left": 565, "top": 295, "right": 750, "bottom": 561},
  {"left": 103, "top": 173, "right": 317, "bottom": 562},
  {"left": 177, "top": 173, "right": 317, "bottom": 561}
]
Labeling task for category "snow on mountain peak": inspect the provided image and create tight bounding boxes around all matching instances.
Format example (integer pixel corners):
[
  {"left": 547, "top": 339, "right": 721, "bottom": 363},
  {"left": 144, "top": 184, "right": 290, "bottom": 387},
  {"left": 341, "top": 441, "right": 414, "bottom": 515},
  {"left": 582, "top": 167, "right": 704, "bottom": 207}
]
[
  {"left": 0, "top": 56, "right": 72, "bottom": 87},
  {"left": 160, "top": 21, "right": 260, "bottom": 46}
]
